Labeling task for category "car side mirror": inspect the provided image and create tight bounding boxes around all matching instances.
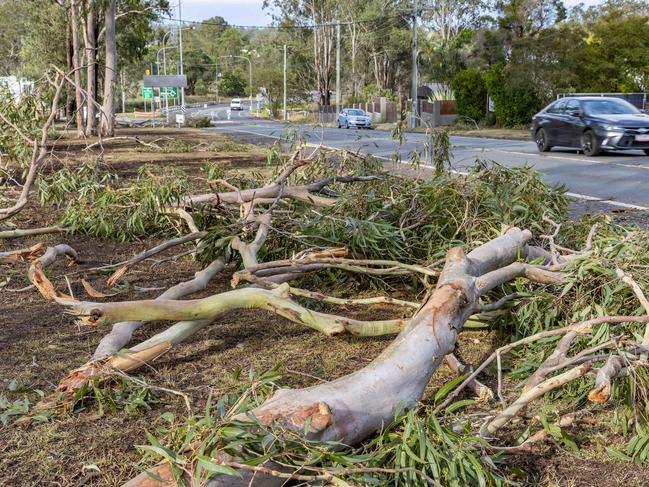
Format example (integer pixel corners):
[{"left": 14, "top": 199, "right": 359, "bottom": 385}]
[{"left": 567, "top": 110, "right": 582, "bottom": 117}]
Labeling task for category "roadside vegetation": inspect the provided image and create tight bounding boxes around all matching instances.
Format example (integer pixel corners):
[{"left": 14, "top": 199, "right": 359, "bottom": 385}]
[
  {"left": 2, "top": 79, "right": 649, "bottom": 486},
  {"left": 1, "top": 1, "right": 649, "bottom": 486}
]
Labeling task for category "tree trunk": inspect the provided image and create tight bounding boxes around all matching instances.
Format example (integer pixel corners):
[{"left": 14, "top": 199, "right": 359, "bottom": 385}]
[
  {"left": 100, "top": 0, "right": 116, "bottom": 136},
  {"left": 65, "top": 19, "right": 74, "bottom": 120},
  {"left": 123, "top": 228, "right": 564, "bottom": 486},
  {"left": 84, "top": 0, "right": 97, "bottom": 136},
  {"left": 69, "top": 0, "right": 84, "bottom": 136}
]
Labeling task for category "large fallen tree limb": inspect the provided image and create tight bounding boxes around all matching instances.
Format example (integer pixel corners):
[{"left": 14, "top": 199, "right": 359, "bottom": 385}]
[
  {"left": 62, "top": 284, "right": 407, "bottom": 337},
  {"left": 122, "top": 227, "right": 570, "bottom": 486}
]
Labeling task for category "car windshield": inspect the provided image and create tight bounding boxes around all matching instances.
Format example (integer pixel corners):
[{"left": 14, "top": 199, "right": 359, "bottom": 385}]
[
  {"left": 347, "top": 109, "right": 365, "bottom": 116},
  {"left": 582, "top": 99, "right": 639, "bottom": 115}
]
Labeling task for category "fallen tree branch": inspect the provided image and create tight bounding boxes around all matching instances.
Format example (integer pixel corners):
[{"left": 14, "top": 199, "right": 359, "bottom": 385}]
[
  {"left": 83, "top": 136, "right": 162, "bottom": 151},
  {"left": 0, "top": 243, "right": 45, "bottom": 263},
  {"left": 95, "top": 231, "right": 207, "bottom": 286},
  {"left": 93, "top": 257, "right": 227, "bottom": 359},
  {"left": 62, "top": 284, "right": 407, "bottom": 337},
  {"left": 482, "top": 363, "right": 592, "bottom": 436},
  {"left": 28, "top": 244, "right": 78, "bottom": 299},
  {"left": 0, "top": 225, "right": 67, "bottom": 239},
  {"left": 435, "top": 315, "right": 649, "bottom": 413}
]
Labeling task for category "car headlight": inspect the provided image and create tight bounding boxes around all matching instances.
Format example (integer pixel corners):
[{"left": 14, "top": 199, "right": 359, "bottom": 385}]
[{"left": 601, "top": 124, "right": 624, "bottom": 133}]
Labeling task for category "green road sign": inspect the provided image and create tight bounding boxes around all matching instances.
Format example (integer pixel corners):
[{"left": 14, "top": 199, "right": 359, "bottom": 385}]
[
  {"left": 160, "top": 87, "right": 178, "bottom": 99},
  {"left": 142, "top": 87, "right": 153, "bottom": 99}
]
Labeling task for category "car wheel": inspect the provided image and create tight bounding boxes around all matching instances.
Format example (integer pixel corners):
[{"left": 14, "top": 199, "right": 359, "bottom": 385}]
[
  {"left": 345, "top": 122, "right": 349, "bottom": 129},
  {"left": 535, "top": 128, "right": 552, "bottom": 152},
  {"left": 337, "top": 121, "right": 341, "bottom": 128},
  {"left": 644, "top": 149, "right": 649, "bottom": 156},
  {"left": 581, "top": 130, "right": 601, "bottom": 156}
]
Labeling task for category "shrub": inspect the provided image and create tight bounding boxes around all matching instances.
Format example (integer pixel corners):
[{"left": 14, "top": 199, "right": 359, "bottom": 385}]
[
  {"left": 451, "top": 69, "right": 487, "bottom": 122},
  {"left": 194, "top": 79, "right": 207, "bottom": 96},
  {"left": 187, "top": 116, "right": 211, "bottom": 128},
  {"left": 485, "top": 63, "right": 543, "bottom": 127}
]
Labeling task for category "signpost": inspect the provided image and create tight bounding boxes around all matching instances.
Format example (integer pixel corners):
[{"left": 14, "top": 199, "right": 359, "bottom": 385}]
[{"left": 142, "top": 86, "right": 153, "bottom": 113}]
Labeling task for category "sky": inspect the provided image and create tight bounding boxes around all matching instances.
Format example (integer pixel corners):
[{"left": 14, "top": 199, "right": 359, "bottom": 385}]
[{"left": 176, "top": 0, "right": 604, "bottom": 27}]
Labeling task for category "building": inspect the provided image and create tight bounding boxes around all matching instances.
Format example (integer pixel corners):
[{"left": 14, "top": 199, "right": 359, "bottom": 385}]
[{"left": 0, "top": 76, "right": 34, "bottom": 99}]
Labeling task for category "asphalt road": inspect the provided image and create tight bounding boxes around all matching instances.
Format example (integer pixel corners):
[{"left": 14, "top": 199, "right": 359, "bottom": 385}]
[{"left": 186, "top": 102, "right": 649, "bottom": 209}]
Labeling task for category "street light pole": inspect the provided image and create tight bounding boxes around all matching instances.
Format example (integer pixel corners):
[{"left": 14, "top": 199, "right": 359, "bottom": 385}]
[
  {"left": 336, "top": 22, "right": 341, "bottom": 110},
  {"left": 229, "top": 54, "right": 253, "bottom": 111},
  {"left": 178, "top": 0, "right": 185, "bottom": 108},
  {"left": 283, "top": 44, "right": 287, "bottom": 121},
  {"left": 215, "top": 59, "right": 219, "bottom": 104},
  {"left": 410, "top": 0, "right": 418, "bottom": 129}
]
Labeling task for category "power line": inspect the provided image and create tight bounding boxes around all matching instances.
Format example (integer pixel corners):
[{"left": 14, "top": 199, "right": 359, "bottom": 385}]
[{"left": 161, "top": 14, "right": 408, "bottom": 31}]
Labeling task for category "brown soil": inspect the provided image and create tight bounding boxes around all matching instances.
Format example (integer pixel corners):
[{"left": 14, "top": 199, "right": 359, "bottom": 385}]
[{"left": 0, "top": 128, "right": 645, "bottom": 487}]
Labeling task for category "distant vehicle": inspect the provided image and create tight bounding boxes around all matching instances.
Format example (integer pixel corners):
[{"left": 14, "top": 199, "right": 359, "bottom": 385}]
[
  {"left": 531, "top": 97, "right": 649, "bottom": 156},
  {"left": 230, "top": 98, "right": 243, "bottom": 111},
  {"left": 338, "top": 108, "right": 372, "bottom": 129}
]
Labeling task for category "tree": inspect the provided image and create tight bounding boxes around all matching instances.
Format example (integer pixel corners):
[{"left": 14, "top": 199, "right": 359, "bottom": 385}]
[
  {"left": 578, "top": 11, "right": 649, "bottom": 92},
  {"left": 100, "top": 0, "right": 117, "bottom": 136},
  {"left": 451, "top": 68, "right": 487, "bottom": 121},
  {"left": 219, "top": 70, "right": 246, "bottom": 96}
]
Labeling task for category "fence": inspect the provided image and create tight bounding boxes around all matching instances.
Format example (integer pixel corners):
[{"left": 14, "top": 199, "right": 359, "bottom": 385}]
[
  {"left": 318, "top": 97, "right": 457, "bottom": 126},
  {"left": 318, "top": 97, "right": 398, "bottom": 124},
  {"left": 558, "top": 93, "right": 649, "bottom": 110},
  {"left": 419, "top": 100, "right": 457, "bottom": 127}
]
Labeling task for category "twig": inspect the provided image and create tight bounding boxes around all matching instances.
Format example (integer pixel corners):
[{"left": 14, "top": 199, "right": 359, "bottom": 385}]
[
  {"left": 616, "top": 268, "right": 649, "bottom": 357},
  {"left": 434, "top": 315, "right": 649, "bottom": 413}
]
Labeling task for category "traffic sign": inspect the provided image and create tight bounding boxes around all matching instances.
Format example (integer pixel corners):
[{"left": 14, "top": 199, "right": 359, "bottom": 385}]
[
  {"left": 176, "top": 114, "right": 185, "bottom": 125},
  {"left": 160, "top": 87, "right": 178, "bottom": 99},
  {"left": 142, "top": 87, "right": 153, "bottom": 99}
]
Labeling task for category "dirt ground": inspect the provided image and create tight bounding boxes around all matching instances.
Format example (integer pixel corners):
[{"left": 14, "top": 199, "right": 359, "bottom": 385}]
[{"left": 1, "top": 128, "right": 648, "bottom": 486}]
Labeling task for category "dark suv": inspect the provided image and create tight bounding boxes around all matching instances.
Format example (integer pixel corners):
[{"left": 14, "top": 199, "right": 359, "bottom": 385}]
[{"left": 531, "top": 97, "right": 649, "bottom": 156}]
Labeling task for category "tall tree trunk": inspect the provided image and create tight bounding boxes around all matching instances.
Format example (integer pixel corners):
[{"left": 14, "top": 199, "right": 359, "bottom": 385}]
[
  {"left": 65, "top": 20, "right": 74, "bottom": 119},
  {"left": 69, "top": 0, "right": 84, "bottom": 136},
  {"left": 84, "top": 0, "right": 97, "bottom": 136},
  {"left": 100, "top": 0, "right": 116, "bottom": 136}
]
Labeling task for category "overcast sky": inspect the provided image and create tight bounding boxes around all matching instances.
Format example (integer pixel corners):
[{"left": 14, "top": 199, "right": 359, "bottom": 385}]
[{"left": 176, "top": 0, "right": 604, "bottom": 27}]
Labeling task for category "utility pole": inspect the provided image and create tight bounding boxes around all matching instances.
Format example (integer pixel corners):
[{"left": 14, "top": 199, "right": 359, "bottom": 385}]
[
  {"left": 178, "top": 0, "right": 185, "bottom": 109},
  {"left": 215, "top": 58, "right": 219, "bottom": 103},
  {"left": 335, "top": 22, "right": 341, "bottom": 110},
  {"left": 283, "top": 44, "right": 288, "bottom": 121},
  {"left": 410, "top": 0, "right": 418, "bottom": 129}
]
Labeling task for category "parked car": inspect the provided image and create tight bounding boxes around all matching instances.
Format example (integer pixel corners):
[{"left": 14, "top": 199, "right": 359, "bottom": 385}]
[
  {"left": 531, "top": 97, "right": 649, "bottom": 156},
  {"left": 230, "top": 98, "right": 243, "bottom": 111},
  {"left": 338, "top": 108, "right": 372, "bottom": 129}
]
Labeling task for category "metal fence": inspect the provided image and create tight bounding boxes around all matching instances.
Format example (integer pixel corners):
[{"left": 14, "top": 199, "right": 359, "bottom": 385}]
[{"left": 558, "top": 93, "right": 648, "bottom": 109}]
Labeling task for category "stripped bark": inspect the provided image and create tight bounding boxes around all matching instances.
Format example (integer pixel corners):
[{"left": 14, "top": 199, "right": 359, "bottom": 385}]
[
  {"left": 28, "top": 244, "right": 78, "bottom": 299},
  {"left": 0, "top": 243, "right": 45, "bottom": 263}
]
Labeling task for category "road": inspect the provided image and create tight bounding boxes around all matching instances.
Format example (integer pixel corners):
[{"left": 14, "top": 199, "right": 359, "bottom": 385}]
[{"left": 185, "top": 102, "right": 649, "bottom": 209}]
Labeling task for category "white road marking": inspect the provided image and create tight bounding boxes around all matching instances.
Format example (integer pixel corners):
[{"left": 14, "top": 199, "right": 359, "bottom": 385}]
[{"left": 209, "top": 125, "right": 649, "bottom": 211}]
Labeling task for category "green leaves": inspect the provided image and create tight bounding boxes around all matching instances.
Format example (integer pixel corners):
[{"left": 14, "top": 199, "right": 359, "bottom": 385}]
[{"left": 196, "top": 457, "right": 241, "bottom": 478}]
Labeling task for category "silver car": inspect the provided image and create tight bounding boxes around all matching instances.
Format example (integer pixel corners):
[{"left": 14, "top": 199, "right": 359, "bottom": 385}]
[{"left": 338, "top": 108, "right": 372, "bottom": 129}]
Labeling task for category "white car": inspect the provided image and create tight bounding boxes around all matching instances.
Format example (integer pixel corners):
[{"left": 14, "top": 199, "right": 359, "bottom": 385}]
[{"left": 230, "top": 98, "right": 243, "bottom": 111}]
